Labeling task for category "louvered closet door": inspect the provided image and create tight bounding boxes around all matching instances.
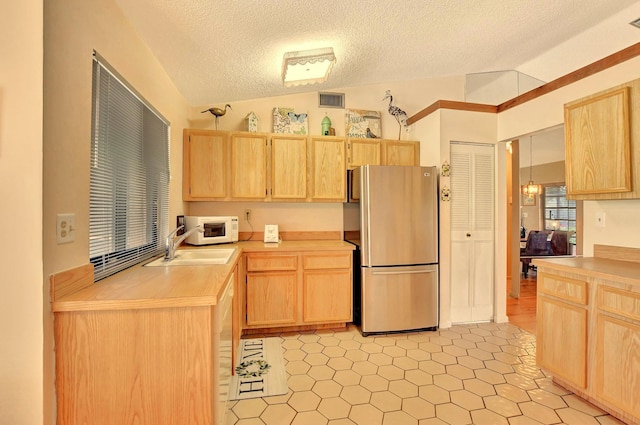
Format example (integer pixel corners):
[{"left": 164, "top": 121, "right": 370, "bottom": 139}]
[{"left": 450, "top": 142, "right": 495, "bottom": 323}]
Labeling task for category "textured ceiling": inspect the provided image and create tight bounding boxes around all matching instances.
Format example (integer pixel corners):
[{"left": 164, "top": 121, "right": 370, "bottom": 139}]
[{"left": 114, "top": 0, "right": 639, "bottom": 106}]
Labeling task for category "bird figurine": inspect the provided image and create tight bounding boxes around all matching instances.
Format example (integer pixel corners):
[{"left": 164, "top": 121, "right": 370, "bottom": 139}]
[
  {"left": 201, "top": 104, "right": 232, "bottom": 129},
  {"left": 366, "top": 127, "right": 378, "bottom": 138},
  {"left": 382, "top": 90, "right": 408, "bottom": 139}
]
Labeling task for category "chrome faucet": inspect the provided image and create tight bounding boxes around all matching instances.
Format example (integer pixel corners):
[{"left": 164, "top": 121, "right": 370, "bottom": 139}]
[{"left": 165, "top": 225, "right": 203, "bottom": 261}]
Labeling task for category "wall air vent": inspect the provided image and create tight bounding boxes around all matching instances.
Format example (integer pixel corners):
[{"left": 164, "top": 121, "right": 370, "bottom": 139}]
[
  {"left": 631, "top": 18, "right": 640, "bottom": 29},
  {"left": 318, "top": 92, "right": 345, "bottom": 108}
]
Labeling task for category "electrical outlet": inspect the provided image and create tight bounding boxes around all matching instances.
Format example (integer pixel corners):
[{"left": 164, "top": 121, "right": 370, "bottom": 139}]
[
  {"left": 244, "top": 209, "right": 252, "bottom": 221},
  {"left": 56, "top": 213, "right": 75, "bottom": 244}
]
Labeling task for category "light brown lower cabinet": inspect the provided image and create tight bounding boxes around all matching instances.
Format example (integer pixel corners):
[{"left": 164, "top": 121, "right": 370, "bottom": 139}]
[
  {"left": 244, "top": 250, "right": 352, "bottom": 330},
  {"left": 537, "top": 272, "right": 588, "bottom": 389},
  {"left": 54, "top": 269, "right": 237, "bottom": 425},
  {"left": 535, "top": 265, "right": 640, "bottom": 425},
  {"left": 595, "top": 286, "right": 640, "bottom": 420}
]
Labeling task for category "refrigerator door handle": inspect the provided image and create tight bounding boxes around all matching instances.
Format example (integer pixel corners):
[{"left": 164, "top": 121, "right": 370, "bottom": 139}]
[{"left": 371, "top": 269, "right": 436, "bottom": 276}]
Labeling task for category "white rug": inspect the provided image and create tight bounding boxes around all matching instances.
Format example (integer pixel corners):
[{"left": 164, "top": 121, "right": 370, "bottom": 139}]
[{"left": 229, "top": 337, "right": 288, "bottom": 400}]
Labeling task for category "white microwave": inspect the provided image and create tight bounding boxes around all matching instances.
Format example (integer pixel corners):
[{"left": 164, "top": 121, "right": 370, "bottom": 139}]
[{"left": 184, "top": 216, "right": 239, "bottom": 245}]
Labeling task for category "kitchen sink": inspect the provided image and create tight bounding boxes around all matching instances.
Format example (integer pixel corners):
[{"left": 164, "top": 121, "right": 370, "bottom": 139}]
[{"left": 144, "top": 248, "right": 236, "bottom": 267}]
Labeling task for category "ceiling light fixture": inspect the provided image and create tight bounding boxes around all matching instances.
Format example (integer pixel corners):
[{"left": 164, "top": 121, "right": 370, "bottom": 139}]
[
  {"left": 521, "top": 136, "right": 542, "bottom": 196},
  {"left": 282, "top": 47, "right": 336, "bottom": 87}
]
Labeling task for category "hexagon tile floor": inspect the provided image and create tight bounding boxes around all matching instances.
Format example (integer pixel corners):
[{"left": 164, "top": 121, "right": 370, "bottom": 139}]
[{"left": 227, "top": 322, "right": 624, "bottom": 425}]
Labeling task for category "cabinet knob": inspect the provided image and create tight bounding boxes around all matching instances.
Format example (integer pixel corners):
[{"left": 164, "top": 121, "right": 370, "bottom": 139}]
[{"left": 466, "top": 233, "right": 471, "bottom": 238}]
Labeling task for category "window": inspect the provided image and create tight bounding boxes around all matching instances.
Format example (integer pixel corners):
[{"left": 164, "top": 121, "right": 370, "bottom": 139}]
[
  {"left": 543, "top": 185, "right": 576, "bottom": 232},
  {"left": 90, "top": 53, "right": 170, "bottom": 281}
]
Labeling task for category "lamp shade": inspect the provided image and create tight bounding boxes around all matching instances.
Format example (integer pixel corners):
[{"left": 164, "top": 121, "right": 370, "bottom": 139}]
[{"left": 282, "top": 47, "right": 336, "bottom": 87}]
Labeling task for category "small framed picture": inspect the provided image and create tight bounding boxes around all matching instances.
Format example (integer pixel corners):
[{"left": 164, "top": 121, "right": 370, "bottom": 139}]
[{"left": 522, "top": 194, "right": 536, "bottom": 206}]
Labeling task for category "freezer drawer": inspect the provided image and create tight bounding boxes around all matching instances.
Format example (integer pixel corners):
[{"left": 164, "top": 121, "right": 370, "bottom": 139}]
[{"left": 361, "top": 264, "right": 438, "bottom": 335}]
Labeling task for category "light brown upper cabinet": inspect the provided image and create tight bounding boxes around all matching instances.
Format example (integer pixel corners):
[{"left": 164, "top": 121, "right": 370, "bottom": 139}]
[
  {"left": 383, "top": 140, "right": 420, "bottom": 166},
  {"left": 564, "top": 79, "right": 640, "bottom": 200},
  {"left": 230, "top": 132, "right": 269, "bottom": 200},
  {"left": 308, "top": 136, "right": 347, "bottom": 202},
  {"left": 183, "top": 129, "right": 229, "bottom": 201},
  {"left": 270, "top": 134, "right": 307, "bottom": 200},
  {"left": 347, "top": 138, "right": 420, "bottom": 169},
  {"left": 347, "top": 138, "right": 382, "bottom": 169}
]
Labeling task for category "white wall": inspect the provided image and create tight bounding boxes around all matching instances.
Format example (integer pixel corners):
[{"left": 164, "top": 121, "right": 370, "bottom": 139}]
[{"left": 0, "top": 1, "right": 44, "bottom": 424}]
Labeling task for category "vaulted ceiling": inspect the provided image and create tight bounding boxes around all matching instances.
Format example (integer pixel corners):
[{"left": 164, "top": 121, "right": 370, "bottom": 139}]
[{"left": 114, "top": 0, "right": 640, "bottom": 106}]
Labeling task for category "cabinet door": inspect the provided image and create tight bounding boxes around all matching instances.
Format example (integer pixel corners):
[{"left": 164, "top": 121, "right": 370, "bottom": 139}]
[
  {"left": 348, "top": 138, "right": 381, "bottom": 169},
  {"left": 303, "top": 269, "right": 352, "bottom": 323},
  {"left": 183, "top": 130, "right": 229, "bottom": 200},
  {"left": 271, "top": 135, "right": 307, "bottom": 200},
  {"left": 595, "top": 286, "right": 640, "bottom": 418},
  {"left": 537, "top": 296, "right": 587, "bottom": 388},
  {"left": 230, "top": 132, "right": 268, "bottom": 199},
  {"left": 565, "top": 85, "right": 631, "bottom": 197},
  {"left": 383, "top": 140, "right": 420, "bottom": 166},
  {"left": 309, "top": 136, "right": 346, "bottom": 201},
  {"left": 246, "top": 272, "right": 297, "bottom": 326}
]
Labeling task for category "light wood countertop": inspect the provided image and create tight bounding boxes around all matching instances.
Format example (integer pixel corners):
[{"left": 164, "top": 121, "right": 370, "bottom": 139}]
[
  {"left": 52, "top": 240, "right": 354, "bottom": 313},
  {"left": 533, "top": 256, "right": 640, "bottom": 287}
]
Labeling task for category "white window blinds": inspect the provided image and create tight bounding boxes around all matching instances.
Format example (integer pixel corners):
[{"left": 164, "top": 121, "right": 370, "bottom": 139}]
[{"left": 90, "top": 53, "right": 170, "bottom": 281}]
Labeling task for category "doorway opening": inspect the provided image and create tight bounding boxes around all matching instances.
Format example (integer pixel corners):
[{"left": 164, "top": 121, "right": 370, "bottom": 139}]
[{"left": 504, "top": 125, "right": 582, "bottom": 335}]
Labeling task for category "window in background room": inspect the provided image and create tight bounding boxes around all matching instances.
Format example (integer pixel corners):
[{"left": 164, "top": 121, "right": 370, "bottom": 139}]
[
  {"left": 90, "top": 52, "right": 170, "bottom": 281},
  {"left": 543, "top": 185, "right": 576, "bottom": 232}
]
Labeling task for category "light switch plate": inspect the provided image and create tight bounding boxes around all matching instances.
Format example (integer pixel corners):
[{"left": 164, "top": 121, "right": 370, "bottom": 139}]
[{"left": 264, "top": 224, "right": 279, "bottom": 243}]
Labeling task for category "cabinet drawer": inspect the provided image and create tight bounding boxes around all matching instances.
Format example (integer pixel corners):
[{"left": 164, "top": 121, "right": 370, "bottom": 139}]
[
  {"left": 598, "top": 286, "right": 640, "bottom": 321},
  {"left": 538, "top": 272, "right": 588, "bottom": 305},
  {"left": 303, "top": 253, "right": 351, "bottom": 270},
  {"left": 246, "top": 254, "right": 297, "bottom": 272}
]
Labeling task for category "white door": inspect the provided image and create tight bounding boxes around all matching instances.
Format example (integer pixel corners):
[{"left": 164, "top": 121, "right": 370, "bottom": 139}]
[{"left": 450, "top": 142, "right": 495, "bottom": 323}]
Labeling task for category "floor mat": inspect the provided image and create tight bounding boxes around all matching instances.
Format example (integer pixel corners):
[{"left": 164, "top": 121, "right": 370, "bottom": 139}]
[{"left": 229, "top": 337, "right": 288, "bottom": 401}]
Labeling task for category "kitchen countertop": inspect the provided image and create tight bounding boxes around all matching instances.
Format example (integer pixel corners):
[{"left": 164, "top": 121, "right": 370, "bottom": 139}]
[
  {"left": 51, "top": 240, "right": 354, "bottom": 313},
  {"left": 533, "top": 256, "right": 640, "bottom": 287}
]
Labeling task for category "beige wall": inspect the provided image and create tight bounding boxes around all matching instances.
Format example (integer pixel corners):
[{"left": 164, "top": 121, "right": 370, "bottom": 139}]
[
  {"left": 43, "top": 0, "right": 191, "bottom": 422},
  {"left": 497, "top": 56, "right": 640, "bottom": 256},
  {"left": 185, "top": 77, "right": 465, "bottom": 229},
  {"left": 0, "top": 1, "right": 44, "bottom": 424},
  {"left": 519, "top": 160, "right": 566, "bottom": 232}
]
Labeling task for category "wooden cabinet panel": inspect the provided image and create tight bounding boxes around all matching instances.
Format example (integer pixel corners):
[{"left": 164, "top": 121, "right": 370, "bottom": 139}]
[
  {"left": 303, "top": 253, "right": 352, "bottom": 270},
  {"left": 565, "top": 86, "right": 630, "bottom": 195},
  {"left": 309, "top": 136, "right": 346, "bottom": 201},
  {"left": 303, "top": 269, "right": 352, "bottom": 323},
  {"left": 537, "top": 296, "right": 588, "bottom": 388},
  {"left": 183, "top": 129, "right": 228, "bottom": 200},
  {"left": 271, "top": 135, "right": 307, "bottom": 200},
  {"left": 564, "top": 79, "right": 640, "bottom": 200},
  {"left": 246, "top": 272, "right": 297, "bottom": 326},
  {"left": 230, "top": 132, "right": 268, "bottom": 199},
  {"left": 383, "top": 140, "right": 420, "bottom": 166},
  {"left": 348, "top": 138, "right": 381, "bottom": 169},
  {"left": 246, "top": 254, "right": 297, "bottom": 272},
  {"left": 55, "top": 307, "right": 215, "bottom": 425},
  {"left": 595, "top": 314, "right": 640, "bottom": 418},
  {"left": 538, "top": 272, "right": 588, "bottom": 305},
  {"left": 244, "top": 250, "right": 353, "bottom": 329}
]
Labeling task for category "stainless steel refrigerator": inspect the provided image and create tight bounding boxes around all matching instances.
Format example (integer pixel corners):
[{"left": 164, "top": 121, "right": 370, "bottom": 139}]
[{"left": 345, "top": 165, "right": 439, "bottom": 335}]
